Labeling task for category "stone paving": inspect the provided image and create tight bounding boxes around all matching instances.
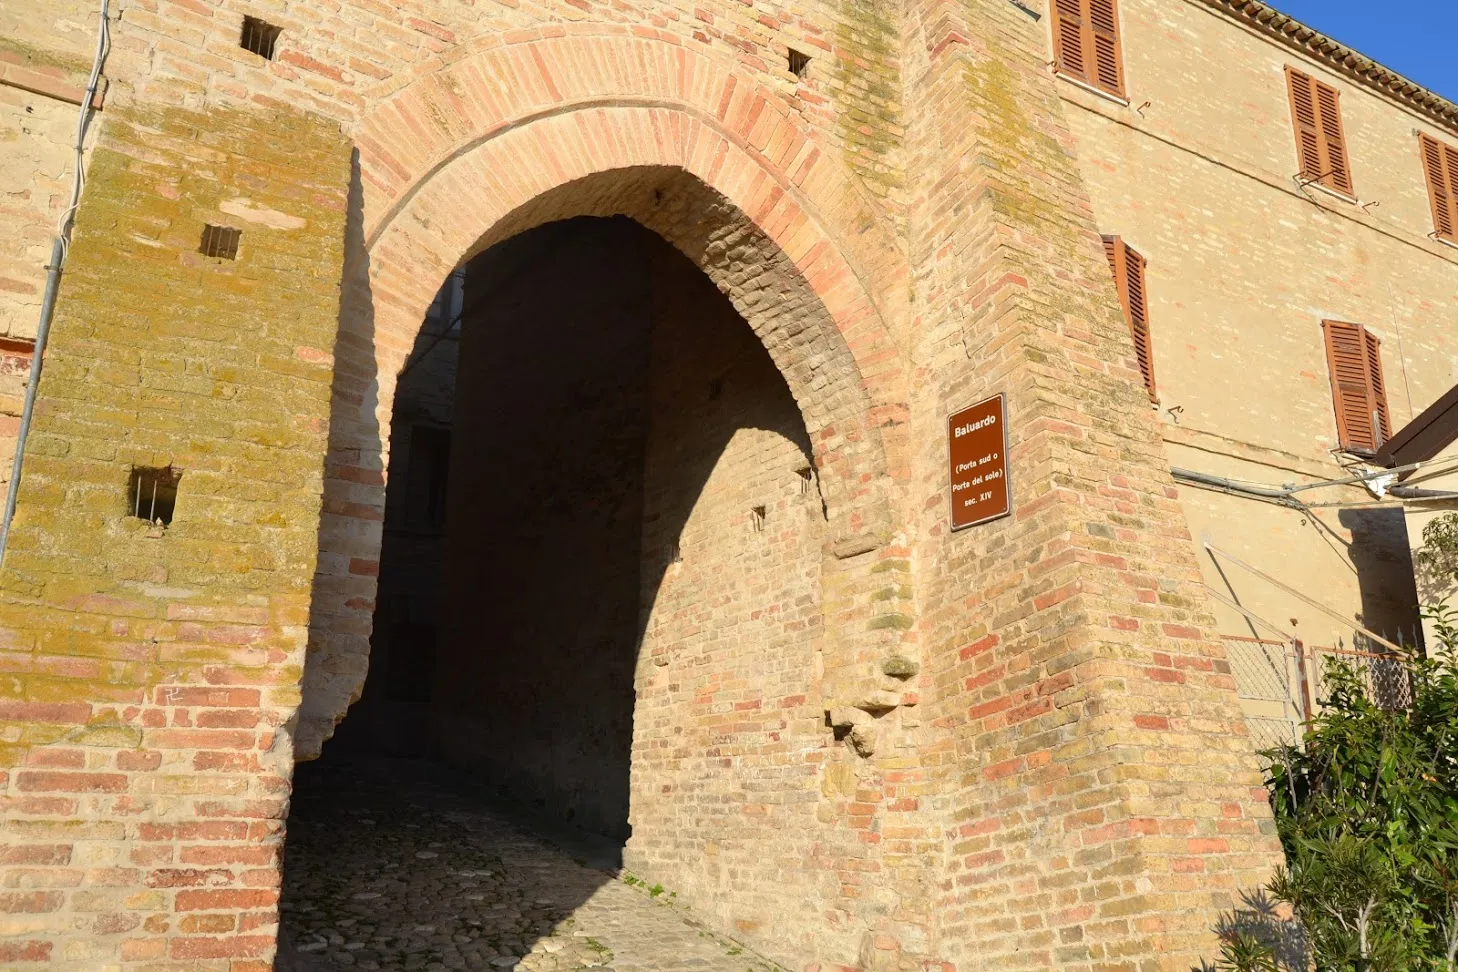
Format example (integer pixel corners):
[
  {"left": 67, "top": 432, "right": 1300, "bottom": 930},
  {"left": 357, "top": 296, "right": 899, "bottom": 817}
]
[{"left": 278, "top": 756, "right": 786, "bottom": 972}]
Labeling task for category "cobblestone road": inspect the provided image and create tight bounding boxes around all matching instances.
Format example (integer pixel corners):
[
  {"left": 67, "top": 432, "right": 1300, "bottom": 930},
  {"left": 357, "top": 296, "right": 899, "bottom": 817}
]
[{"left": 278, "top": 756, "right": 785, "bottom": 972}]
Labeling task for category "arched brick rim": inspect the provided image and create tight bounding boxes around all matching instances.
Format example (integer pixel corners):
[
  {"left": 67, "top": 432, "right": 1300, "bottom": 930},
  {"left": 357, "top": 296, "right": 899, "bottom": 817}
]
[
  {"left": 351, "top": 28, "right": 907, "bottom": 340},
  {"left": 294, "top": 40, "right": 910, "bottom": 759}
]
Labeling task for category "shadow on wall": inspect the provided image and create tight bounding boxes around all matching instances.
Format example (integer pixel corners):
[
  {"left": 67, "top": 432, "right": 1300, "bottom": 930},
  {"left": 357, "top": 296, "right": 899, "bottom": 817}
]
[
  {"left": 1205, "top": 888, "right": 1311, "bottom": 972},
  {"left": 282, "top": 201, "right": 834, "bottom": 971},
  {"left": 305, "top": 216, "right": 817, "bottom": 842},
  {"left": 295, "top": 148, "right": 385, "bottom": 764},
  {"left": 1339, "top": 506, "right": 1423, "bottom": 648},
  {"left": 439, "top": 216, "right": 816, "bottom": 841}
]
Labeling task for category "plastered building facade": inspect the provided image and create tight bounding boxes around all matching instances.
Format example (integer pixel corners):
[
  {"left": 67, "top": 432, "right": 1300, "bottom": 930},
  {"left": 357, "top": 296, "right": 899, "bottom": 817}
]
[
  {"left": 0, "top": 0, "right": 1454, "bottom": 968},
  {"left": 1062, "top": 0, "right": 1457, "bottom": 645}
]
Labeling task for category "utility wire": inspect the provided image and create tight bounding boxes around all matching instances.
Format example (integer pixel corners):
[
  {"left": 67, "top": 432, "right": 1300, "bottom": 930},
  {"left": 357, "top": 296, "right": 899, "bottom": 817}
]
[
  {"left": 0, "top": 0, "right": 109, "bottom": 568},
  {"left": 1204, "top": 543, "right": 1407, "bottom": 655},
  {"left": 1171, "top": 453, "right": 1458, "bottom": 503}
]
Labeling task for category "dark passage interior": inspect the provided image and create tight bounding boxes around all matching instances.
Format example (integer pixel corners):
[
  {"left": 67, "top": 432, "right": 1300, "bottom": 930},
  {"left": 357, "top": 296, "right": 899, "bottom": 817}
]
[{"left": 316, "top": 215, "right": 816, "bottom": 843}]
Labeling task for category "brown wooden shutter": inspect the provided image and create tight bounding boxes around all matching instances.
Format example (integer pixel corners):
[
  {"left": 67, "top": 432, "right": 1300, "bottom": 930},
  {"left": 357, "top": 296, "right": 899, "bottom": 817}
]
[
  {"left": 1102, "top": 235, "right": 1156, "bottom": 401},
  {"left": 1053, "top": 0, "right": 1126, "bottom": 99},
  {"left": 1286, "top": 68, "right": 1354, "bottom": 197},
  {"left": 1322, "top": 320, "right": 1390, "bottom": 454},
  {"left": 1363, "top": 327, "right": 1391, "bottom": 445},
  {"left": 1419, "top": 133, "right": 1458, "bottom": 243},
  {"left": 1087, "top": 0, "right": 1124, "bottom": 97},
  {"left": 1053, "top": 0, "right": 1088, "bottom": 83}
]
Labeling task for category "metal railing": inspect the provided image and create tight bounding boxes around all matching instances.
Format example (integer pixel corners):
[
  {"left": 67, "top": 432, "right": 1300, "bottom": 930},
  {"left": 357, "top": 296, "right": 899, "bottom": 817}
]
[{"left": 1222, "top": 634, "right": 1413, "bottom": 750}]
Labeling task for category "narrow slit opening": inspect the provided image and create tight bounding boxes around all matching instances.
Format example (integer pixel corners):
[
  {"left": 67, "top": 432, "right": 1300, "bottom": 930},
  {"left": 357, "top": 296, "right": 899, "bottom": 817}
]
[
  {"left": 788, "top": 48, "right": 811, "bottom": 78},
  {"left": 128, "top": 467, "right": 182, "bottom": 527},
  {"left": 241, "top": 16, "right": 283, "bottom": 59}
]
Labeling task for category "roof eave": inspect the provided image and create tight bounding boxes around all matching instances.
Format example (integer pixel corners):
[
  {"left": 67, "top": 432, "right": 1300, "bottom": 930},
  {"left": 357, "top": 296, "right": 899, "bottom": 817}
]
[
  {"left": 1195, "top": 0, "right": 1458, "bottom": 137},
  {"left": 1375, "top": 382, "right": 1458, "bottom": 470}
]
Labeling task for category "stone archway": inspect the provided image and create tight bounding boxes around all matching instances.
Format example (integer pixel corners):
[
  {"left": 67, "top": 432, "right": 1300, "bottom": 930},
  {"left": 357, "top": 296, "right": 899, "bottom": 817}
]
[
  {"left": 280, "top": 212, "right": 857, "bottom": 969},
  {"left": 296, "top": 32, "right": 918, "bottom": 762}
]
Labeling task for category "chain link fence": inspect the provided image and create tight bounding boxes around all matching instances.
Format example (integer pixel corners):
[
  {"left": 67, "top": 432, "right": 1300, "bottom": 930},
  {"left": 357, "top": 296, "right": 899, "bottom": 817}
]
[{"left": 1222, "top": 635, "right": 1414, "bottom": 750}]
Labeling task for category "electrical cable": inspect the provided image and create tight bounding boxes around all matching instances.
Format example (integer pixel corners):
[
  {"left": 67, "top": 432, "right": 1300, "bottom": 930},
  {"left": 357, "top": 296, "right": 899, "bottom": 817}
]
[
  {"left": 1204, "top": 543, "right": 1407, "bottom": 655},
  {"left": 0, "top": 0, "right": 110, "bottom": 567},
  {"left": 1171, "top": 453, "right": 1458, "bottom": 505}
]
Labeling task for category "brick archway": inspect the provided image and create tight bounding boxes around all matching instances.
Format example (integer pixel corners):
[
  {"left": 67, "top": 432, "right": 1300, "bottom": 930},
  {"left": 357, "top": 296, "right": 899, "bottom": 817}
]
[{"left": 295, "top": 33, "right": 914, "bottom": 758}]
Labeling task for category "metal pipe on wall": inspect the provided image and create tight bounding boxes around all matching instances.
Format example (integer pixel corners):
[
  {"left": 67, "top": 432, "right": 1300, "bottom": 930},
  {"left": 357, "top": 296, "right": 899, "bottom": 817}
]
[{"left": 0, "top": 0, "right": 110, "bottom": 567}]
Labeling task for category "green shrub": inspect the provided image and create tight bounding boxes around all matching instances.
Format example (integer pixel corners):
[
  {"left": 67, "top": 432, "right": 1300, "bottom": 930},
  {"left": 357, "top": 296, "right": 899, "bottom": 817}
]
[{"left": 1216, "top": 608, "right": 1458, "bottom": 971}]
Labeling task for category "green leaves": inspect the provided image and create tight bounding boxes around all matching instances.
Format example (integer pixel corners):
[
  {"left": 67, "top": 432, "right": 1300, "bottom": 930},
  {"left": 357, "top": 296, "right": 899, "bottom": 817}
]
[{"left": 1218, "top": 608, "right": 1458, "bottom": 971}]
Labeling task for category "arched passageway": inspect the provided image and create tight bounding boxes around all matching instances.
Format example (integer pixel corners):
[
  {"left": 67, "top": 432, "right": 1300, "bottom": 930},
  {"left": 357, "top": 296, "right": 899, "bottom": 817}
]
[{"left": 279, "top": 215, "right": 841, "bottom": 969}]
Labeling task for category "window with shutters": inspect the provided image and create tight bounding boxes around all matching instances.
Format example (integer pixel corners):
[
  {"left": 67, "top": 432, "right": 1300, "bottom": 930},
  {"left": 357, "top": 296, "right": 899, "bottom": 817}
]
[
  {"left": 1419, "top": 133, "right": 1458, "bottom": 245},
  {"left": 1051, "top": 0, "right": 1126, "bottom": 100},
  {"left": 1321, "top": 321, "right": 1391, "bottom": 455},
  {"left": 1101, "top": 235, "right": 1156, "bottom": 401},
  {"left": 1286, "top": 67, "right": 1354, "bottom": 199}
]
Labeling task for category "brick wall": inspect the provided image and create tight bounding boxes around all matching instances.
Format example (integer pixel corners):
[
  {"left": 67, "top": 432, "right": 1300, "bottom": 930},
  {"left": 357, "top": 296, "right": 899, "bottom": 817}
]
[
  {"left": 0, "top": 23, "right": 101, "bottom": 567},
  {"left": 327, "top": 274, "right": 461, "bottom": 758},
  {"left": 19, "top": 0, "right": 1458, "bottom": 965},
  {"left": 628, "top": 228, "right": 838, "bottom": 963},
  {"left": 430, "top": 219, "right": 653, "bottom": 840},
  {"left": 0, "top": 340, "right": 34, "bottom": 498},
  {"left": 365, "top": 215, "right": 860, "bottom": 967},
  {"left": 0, "top": 103, "right": 349, "bottom": 969},
  {"left": 901, "top": 0, "right": 1284, "bottom": 966},
  {"left": 0, "top": 86, "right": 81, "bottom": 344}
]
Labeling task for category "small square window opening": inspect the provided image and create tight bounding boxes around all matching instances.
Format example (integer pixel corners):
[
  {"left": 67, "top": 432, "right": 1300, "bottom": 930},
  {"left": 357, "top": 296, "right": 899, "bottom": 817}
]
[
  {"left": 200, "top": 225, "right": 242, "bottom": 260},
  {"left": 241, "top": 17, "right": 283, "bottom": 60},
  {"left": 128, "top": 466, "right": 182, "bottom": 526},
  {"left": 750, "top": 505, "right": 767, "bottom": 533},
  {"left": 788, "top": 48, "right": 811, "bottom": 79}
]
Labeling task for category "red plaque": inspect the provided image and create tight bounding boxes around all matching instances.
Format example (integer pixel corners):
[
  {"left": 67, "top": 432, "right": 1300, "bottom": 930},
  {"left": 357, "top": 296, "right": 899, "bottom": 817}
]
[{"left": 948, "top": 394, "right": 1011, "bottom": 530}]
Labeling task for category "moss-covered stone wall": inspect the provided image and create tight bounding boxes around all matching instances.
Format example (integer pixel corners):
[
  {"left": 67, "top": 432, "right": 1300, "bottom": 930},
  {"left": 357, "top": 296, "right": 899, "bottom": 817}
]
[{"left": 0, "top": 102, "right": 348, "bottom": 969}]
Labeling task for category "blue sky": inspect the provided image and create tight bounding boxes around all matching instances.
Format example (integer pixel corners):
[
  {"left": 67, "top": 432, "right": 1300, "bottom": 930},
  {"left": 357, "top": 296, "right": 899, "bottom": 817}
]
[{"left": 1270, "top": 1, "right": 1458, "bottom": 100}]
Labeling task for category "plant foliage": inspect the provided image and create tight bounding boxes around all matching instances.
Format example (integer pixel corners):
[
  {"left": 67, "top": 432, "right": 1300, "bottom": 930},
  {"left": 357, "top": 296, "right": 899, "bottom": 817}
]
[
  {"left": 1417, "top": 514, "right": 1458, "bottom": 608},
  {"left": 1216, "top": 608, "right": 1458, "bottom": 971}
]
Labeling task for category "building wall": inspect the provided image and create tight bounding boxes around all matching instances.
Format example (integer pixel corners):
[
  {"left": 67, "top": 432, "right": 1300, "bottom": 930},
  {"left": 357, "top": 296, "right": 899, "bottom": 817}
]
[
  {"left": 0, "top": 58, "right": 99, "bottom": 500},
  {"left": 1057, "top": 0, "right": 1458, "bottom": 655},
  {"left": 1403, "top": 443, "right": 1458, "bottom": 648},
  {"left": 431, "top": 220, "right": 653, "bottom": 841},
  {"left": 22, "top": 0, "right": 1457, "bottom": 967},
  {"left": 0, "top": 0, "right": 101, "bottom": 341},
  {"left": 0, "top": 87, "right": 83, "bottom": 344},
  {"left": 0, "top": 101, "right": 350, "bottom": 969},
  {"left": 0, "top": 340, "right": 34, "bottom": 499},
  {"left": 629, "top": 230, "right": 834, "bottom": 961}
]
